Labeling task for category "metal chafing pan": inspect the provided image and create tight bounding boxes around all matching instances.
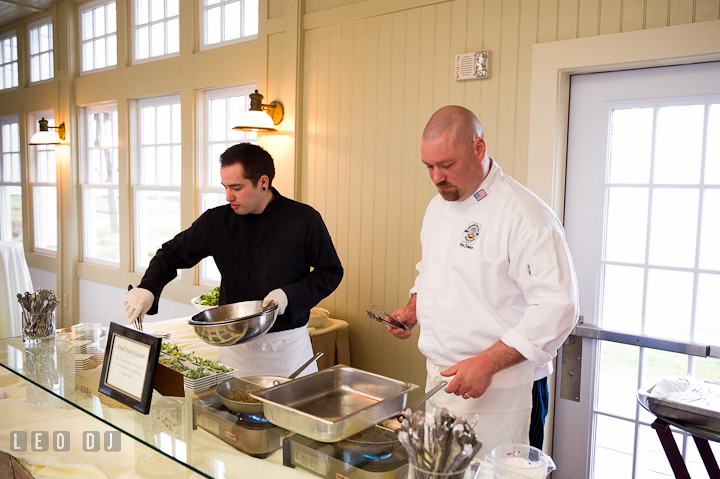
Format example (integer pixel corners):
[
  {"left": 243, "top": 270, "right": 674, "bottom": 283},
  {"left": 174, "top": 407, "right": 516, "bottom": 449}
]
[
  {"left": 251, "top": 365, "right": 418, "bottom": 442},
  {"left": 638, "top": 382, "right": 720, "bottom": 432}
]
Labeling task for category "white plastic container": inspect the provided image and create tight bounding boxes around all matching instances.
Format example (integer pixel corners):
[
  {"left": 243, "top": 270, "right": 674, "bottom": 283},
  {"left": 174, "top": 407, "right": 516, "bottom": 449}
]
[{"left": 484, "top": 444, "right": 556, "bottom": 479}]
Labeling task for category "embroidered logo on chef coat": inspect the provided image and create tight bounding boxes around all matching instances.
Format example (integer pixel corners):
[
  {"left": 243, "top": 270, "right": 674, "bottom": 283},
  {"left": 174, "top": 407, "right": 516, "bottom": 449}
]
[{"left": 460, "top": 222, "right": 481, "bottom": 249}]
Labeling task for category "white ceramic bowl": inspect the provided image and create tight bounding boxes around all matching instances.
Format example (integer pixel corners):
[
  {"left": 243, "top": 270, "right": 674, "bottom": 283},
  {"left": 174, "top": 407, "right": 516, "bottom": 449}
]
[
  {"left": 191, "top": 296, "right": 217, "bottom": 311},
  {"left": 308, "top": 307, "right": 330, "bottom": 328}
]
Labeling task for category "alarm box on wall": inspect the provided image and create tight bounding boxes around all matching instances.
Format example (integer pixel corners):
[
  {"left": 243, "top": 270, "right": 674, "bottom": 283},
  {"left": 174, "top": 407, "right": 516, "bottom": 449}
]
[{"left": 455, "top": 51, "right": 490, "bottom": 80}]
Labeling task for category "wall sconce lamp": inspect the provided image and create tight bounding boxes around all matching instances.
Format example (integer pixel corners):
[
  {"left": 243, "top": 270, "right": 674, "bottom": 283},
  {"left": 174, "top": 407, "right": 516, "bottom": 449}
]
[
  {"left": 29, "top": 118, "right": 66, "bottom": 145},
  {"left": 233, "top": 90, "right": 284, "bottom": 132}
]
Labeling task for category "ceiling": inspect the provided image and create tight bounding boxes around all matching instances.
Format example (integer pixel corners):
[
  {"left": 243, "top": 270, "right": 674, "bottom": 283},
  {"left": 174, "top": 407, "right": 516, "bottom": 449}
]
[{"left": 0, "top": 0, "right": 53, "bottom": 29}]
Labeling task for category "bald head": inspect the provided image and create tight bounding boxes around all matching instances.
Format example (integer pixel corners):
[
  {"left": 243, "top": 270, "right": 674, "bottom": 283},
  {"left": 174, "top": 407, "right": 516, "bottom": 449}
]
[{"left": 422, "top": 105, "right": 484, "bottom": 145}]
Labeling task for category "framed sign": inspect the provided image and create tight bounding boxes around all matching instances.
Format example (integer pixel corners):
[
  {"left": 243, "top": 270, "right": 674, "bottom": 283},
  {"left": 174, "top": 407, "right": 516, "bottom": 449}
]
[{"left": 99, "top": 322, "right": 161, "bottom": 414}]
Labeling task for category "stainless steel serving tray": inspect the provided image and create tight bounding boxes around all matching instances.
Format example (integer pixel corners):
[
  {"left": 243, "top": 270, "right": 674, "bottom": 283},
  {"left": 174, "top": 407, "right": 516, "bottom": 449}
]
[
  {"left": 638, "top": 382, "right": 720, "bottom": 432},
  {"left": 251, "top": 365, "right": 418, "bottom": 442}
]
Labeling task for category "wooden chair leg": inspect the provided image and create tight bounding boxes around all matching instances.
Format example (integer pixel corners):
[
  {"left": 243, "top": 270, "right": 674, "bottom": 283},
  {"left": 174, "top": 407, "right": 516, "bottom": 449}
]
[{"left": 652, "top": 419, "right": 691, "bottom": 479}]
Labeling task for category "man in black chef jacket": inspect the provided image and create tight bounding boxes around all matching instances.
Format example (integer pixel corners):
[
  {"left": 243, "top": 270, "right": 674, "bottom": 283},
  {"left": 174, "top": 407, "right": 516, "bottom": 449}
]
[{"left": 124, "top": 143, "right": 343, "bottom": 377}]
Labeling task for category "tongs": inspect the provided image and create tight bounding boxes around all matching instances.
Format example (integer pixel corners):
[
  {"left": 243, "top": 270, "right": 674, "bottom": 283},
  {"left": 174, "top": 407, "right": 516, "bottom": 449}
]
[
  {"left": 128, "top": 285, "right": 143, "bottom": 331},
  {"left": 366, "top": 303, "right": 410, "bottom": 330}
]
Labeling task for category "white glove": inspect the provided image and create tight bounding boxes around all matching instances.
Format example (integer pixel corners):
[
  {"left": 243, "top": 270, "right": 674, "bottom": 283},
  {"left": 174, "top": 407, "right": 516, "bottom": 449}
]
[
  {"left": 124, "top": 287, "right": 154, "bottom": 325},
  {"left": 263, "top": 289, "right": 288, "bottom": 315}
]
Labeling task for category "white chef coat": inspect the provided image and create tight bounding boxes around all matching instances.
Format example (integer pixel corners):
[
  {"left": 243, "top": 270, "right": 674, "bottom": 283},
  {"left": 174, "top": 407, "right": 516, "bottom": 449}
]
[
  {"left": 411, "top": 159, "right": 579, "bottom": 413},
  {"left": 219, "top": 326, "right": 318, "bottom": 378}
]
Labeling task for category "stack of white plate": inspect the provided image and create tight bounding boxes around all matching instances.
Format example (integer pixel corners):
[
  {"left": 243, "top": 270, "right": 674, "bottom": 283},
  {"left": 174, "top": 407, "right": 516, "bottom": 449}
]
[
  {"left": 74, "top": 353, "right": 95, "bottom": 371},
  {"left": 183, "top": 369, "right": 242, "bottom": 392}
]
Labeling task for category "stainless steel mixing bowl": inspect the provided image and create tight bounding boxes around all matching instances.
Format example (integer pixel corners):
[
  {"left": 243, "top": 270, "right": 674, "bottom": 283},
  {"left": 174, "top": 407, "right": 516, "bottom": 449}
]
[{"left": 188, "top": 300, "right": 278, "bottom": 346}]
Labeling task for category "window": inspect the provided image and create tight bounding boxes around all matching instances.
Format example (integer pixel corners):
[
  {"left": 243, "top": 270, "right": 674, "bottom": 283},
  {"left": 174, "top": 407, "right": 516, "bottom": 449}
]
[
  {"left": 0, "top": 117, "right": 21, "bottom": 241},
  {"left": 29, "top": 111, "right": 57, "bottom": 253},
  {"left": 28, "top": 19, "right": 53, "bottom": 83},
  {"left": 81, "top": 0, "right": 117, "bottom": 73},
  {"left": 134, "top": 95, "right": 181, "bottom": 271},
  {"left": 134, "top": 0, "right": 179, "bottom": 62},
  {"left": 0, "top": 31, "right": 18, "bottom": 90},
  {"left": 200, "top": 0, "right": 258, "bottom": 50},
  {"left": 82, "top": 105, "right": 119, "bottom": 265},
  {"left": 198, "top": 84, "right": 256, "bottom": 284}
]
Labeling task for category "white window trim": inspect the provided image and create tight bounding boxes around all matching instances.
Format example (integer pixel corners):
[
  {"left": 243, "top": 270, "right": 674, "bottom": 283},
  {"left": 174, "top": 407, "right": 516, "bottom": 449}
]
[
  {"left": 133, "top": 94, "right": 182, "bottom": 273},
  {"left": 198, "top": 0, "right": 258, "bottom": 52},
  {"left": 0, "top": 30, "right": 19, "bottom": 91},
  {"left": 81, "top": 103, "right": 120, "bottom": 267},
  {"left": 28, "top": 110, "right": 57, "bottom": 256},
  {"left": 131, "top": 0, "right": 180, "bottom": 65},
  {"left": 27, "top": 17, "right": 54, "bottom": 84},
  {"left": 79, "top": 0, "right": 117, "bottom": 76}
]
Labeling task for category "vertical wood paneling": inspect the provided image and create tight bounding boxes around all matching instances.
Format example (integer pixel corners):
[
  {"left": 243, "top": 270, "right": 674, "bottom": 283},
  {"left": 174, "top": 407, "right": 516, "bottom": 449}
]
[
  {"left": 578, "top": 0, "right": 600, "bottom": 36},
  {"left": 646, "top": 0, "right": 670, "bottom": 28},
  {"left": 514, "top": 0, "right": 539, "bottom": 185},
  {"left": 496, "top": 0, "right": 520, "bottom": 174},
  {"left": 558, "top": 0, "right": 580, "bottom": 40},
  {"left": 599, "top": 0, "right": 622, "bottom": 34},
  {"left": 479, "top": 0, "right": 502, "bottom": 155},
  {"left": 670, "top": 0, "right": 695, "bottom": 24},
  {"left": 538, "top": 0, "right": 558, "bottom": 42},
  {"left": 696, "top": 0, "right": 720, "bottom": 21},
  {"left": 300, "top": 0, "right": 716, "bottom": 388},
  {"left": 622, "top": 0, "right": 646, "bottom": 31}
]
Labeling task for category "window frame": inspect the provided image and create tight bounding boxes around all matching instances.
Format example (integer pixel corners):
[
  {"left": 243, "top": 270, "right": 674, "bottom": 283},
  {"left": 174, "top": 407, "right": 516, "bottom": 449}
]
[
  {"left": 79, "top": 0, "right": 118, "bottom": 75},
  {"left": 0, "top": 30, "right": 19, "bottom": 91},
  {"left": 27, "top": 17, "right": 54, "bottom": 84},
  {"left": 196, "top": 83, "right": 256, "bottom": 285},
  {"left": 199, "top": 0, "right": 258, "bottom": 52},
  {"left": 81, "top": 103, "right": 120, "bottom": 268},
  {"left": 28, "top": 110, "right": 58, "bottom": 256},
  {"left": 0, "top": 116, "right": 22, "bottom": 242},
  {"left": 131, "top": 0, "right": 180, "bottom": 65},
  {"left": 133, "top": 94, "right": 182, "bottom": 273}
]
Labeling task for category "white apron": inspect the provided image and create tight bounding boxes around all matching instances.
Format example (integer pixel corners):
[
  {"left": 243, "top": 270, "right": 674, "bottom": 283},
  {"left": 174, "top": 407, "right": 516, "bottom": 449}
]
[
  {"left": 219, "top": 327, "right": 318, "bottom": 378},
  {"left": 424, "top": 359, "right": 531, "bottom": 456}
]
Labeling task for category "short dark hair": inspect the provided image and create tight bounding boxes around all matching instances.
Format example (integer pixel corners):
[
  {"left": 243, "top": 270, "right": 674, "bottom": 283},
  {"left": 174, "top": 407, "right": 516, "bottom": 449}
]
[{"left": 219, "top": 143, "right": 275, "bottom": 187}]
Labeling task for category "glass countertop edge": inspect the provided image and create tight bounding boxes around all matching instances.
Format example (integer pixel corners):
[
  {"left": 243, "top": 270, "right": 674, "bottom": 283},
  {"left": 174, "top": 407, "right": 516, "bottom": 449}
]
[{"left": 0, "top": 337, "right": 214, "bottom": 479}]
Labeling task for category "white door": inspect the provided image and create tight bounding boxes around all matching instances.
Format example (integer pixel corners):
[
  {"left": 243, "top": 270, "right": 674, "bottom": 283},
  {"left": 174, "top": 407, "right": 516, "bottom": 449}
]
[{"left": 553, "top": 62, "right": 720, "bottom": 479}]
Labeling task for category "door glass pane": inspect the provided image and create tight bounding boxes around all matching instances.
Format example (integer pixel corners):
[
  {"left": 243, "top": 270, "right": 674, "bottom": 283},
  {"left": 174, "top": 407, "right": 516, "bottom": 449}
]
[
  {"left": 645, "top": 269, "right": 693, "bottom": 341},
  {"left": 641, "top": 349, "right": 689, "bottom": 389},
  {"left": 695, "top": 273, "right": 720, "bottom": 346},
  {"left": 601, "top": 265, "right": 644, "bottom": 334},
  {"left": 593, "top": 415, "right": 635, "bottom": 479},
  {"left": 699, "top": 190, "right": 720, "bottom": 271},
  {"left": 648, "top": 188, "right": 698, "bottom": 268},
  {"left": 596, "top": 342, "right": 639, "bottom": 418},
  {"left": 685, "top": 438, "right": 720, "bottom": 479},
  {"left": 694, "top": 356, "right": 720, "bottom": 383},
  {"left": 605, "top": 187, "right": 648, "bottom": 263},
  {"left": 706, "top": 104, "right": 720, "bottom": 185},
  {"left": 654, "top": 104, "right": 704, "bottom": 184},
  {"left": 608, "top": 108, "right": 653, "bottom": 184},
  {"left": 635, "top": 424, "right": 680, "bottom": 479}
]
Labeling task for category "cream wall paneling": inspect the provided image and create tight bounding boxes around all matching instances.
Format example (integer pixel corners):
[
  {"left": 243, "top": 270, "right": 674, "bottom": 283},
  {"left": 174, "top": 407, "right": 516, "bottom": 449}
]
[{"left": 298, "top": 0, "right": 720, "bottom": 397}]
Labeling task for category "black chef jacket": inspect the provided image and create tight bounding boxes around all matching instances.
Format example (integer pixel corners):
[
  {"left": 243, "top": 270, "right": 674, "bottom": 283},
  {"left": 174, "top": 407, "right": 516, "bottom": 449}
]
[{"left": 138, "top": 188, "right": 344, "bottom": 332}]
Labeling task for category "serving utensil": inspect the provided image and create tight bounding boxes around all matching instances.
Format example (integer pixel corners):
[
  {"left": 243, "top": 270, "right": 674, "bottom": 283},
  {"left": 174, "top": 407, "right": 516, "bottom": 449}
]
[
  {"left": 127, "top": 285, "right": 143, "bottom": 331},
  {"left": 366, "top": 303, "right": 410, "bottom": 330}
]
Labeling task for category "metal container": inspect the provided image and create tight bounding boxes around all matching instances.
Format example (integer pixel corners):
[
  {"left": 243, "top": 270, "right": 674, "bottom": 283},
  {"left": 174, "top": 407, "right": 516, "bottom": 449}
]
[
  {"left": 252, "top": 365, "right": 418, "bottom": 442},
  {"left": 216, "top": 376, "right": 291, "bottom": 415},
  {"left": 638, "top": 383, "right": 720, "bottom": 432},
  {"left": 188, "top": 300, "right": 278, "bottom": 346}
]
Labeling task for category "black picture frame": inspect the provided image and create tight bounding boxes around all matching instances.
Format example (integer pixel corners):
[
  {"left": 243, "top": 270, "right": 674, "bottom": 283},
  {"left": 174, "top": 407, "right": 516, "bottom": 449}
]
[{"left": 98, "top": 322, "right": 161, "bottom": 415}]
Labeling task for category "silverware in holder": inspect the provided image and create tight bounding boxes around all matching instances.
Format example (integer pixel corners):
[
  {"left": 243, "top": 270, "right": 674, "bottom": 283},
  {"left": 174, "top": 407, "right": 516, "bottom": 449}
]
[{"left": 17, "top": 288, "right": 60, "bottom": 343}]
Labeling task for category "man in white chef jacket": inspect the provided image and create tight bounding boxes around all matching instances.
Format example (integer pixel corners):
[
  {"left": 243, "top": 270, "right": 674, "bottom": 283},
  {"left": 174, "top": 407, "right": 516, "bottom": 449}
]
[{"left": 387, "top": 105, "right": 579, "bottom": 454}]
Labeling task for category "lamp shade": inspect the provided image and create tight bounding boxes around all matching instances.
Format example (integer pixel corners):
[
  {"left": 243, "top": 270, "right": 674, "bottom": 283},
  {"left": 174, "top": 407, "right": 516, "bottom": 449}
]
[
  {"left": 29, "top": 130, "right": 61, "bottom": 145},
  {"left": 233, "top": 110, "right": 277, "bottom": 132}
]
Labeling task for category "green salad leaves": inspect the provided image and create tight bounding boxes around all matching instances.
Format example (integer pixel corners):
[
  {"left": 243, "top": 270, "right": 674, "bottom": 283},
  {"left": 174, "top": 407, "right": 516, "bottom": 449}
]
[{"left": 197, "top": 286, "right": 220, "bottom": 306}]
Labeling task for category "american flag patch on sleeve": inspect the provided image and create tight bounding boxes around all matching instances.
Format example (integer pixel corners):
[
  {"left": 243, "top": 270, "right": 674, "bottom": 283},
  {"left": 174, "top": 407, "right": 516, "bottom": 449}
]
[{"left": 473, "top": 189, "right": 487, "bottom": 201}]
